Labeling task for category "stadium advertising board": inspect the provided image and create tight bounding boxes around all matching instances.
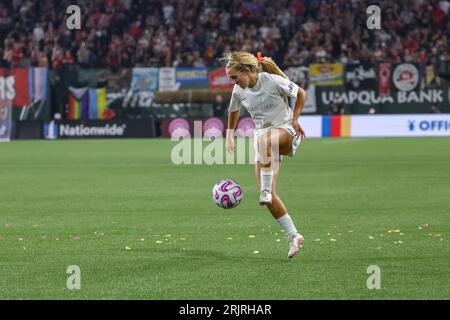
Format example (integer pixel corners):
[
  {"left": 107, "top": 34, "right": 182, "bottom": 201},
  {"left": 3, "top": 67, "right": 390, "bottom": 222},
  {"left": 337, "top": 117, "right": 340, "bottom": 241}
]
[
  {"left": 345, "top": 64, "right": 377, "bottom": 90},
  {"left": 43, "top": 119, "right": 156, "bottom": 139},
  {"left": 208, "top": 67, "right": 234, "bottom": 90},
  {"left": 350, "top": 114, "right": 450, "bottom": 137},
  {"left": 175, "top": 68, "right": 209, "bottom": 90},
  {"left": 308, "top": 63, "right": 344, "bottom": 86}
]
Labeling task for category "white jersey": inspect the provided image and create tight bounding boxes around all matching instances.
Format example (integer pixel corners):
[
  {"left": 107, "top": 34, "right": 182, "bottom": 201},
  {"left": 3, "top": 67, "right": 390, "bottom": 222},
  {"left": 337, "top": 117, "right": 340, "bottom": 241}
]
[{"left": 228, "top": 72, "right": 299, "bottom": 130}]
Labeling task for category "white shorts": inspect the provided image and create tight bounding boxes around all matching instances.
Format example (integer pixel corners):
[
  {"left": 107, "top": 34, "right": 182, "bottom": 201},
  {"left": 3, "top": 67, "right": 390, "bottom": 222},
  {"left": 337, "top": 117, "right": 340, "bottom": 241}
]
[{"left": 253, "top": 123, "right": 302, "bottom": 162}]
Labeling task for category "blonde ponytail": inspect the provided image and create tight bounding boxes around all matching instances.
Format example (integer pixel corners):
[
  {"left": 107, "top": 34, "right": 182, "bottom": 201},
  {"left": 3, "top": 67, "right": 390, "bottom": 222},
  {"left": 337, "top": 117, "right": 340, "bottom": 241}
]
[
  {"left": 219, "top": 51, "right": 288, "bottom": 79},
  {"left": 258, "top": 56, "right": 288, "bottom": 79}
]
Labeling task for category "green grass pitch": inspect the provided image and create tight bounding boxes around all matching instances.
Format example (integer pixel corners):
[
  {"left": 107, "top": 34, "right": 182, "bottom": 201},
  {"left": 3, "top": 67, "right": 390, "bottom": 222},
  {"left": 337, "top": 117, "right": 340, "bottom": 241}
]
[{"left": 0, "top": 137, "right": 449, "bottom": 299}]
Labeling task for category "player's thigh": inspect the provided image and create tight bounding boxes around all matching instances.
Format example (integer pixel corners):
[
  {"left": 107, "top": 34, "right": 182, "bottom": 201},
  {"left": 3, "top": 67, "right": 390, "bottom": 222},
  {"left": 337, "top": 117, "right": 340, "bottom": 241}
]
[
  {"left": 274, "top": 128, "right": 294, "bottom": 156},
  {"left": 256, "top": 130, "right": 271, "bottom": 156}
]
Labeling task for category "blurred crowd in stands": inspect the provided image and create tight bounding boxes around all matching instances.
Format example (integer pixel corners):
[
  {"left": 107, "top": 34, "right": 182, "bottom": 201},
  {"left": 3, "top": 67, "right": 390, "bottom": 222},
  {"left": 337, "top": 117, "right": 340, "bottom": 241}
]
[{"left": 1, "top": 0, "right": 449, "bottom": 70}]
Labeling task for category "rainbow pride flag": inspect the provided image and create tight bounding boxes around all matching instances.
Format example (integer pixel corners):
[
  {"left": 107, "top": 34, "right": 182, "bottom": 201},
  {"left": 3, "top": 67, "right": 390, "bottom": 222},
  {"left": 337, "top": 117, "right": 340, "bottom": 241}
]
[
  {"left": 68, "top": 87, "right": 89, "bottom": 120},
  {"left": 88, "top": 88, "right": 107, "bottom": 119},
  {"left": 322, "top": 115, "right": 351, "bottom": 137}
]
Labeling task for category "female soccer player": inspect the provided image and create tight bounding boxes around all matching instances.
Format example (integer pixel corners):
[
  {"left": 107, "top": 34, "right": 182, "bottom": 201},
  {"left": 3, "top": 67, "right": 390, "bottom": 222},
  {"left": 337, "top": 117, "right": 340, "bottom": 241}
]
[{"left": 222, "top": 51, "right": 306, "bottom": 259}]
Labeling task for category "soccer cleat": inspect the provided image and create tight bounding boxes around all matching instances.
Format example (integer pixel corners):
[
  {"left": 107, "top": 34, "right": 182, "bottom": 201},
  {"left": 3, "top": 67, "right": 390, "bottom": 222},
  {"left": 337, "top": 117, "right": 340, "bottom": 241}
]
[
  {"left": 259, "top": 189, "right": 272, "bottom": 205},
  {"left": 287, "top": 233, "right": 304, "bottom": 259}
]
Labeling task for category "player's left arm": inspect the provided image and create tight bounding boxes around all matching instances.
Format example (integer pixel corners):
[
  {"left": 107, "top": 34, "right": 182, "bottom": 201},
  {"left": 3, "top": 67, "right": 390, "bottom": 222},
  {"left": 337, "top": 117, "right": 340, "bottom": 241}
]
[
  {"left": 270, "top": 73, "right": 307, "bottom": 138},
  {"left": 292, "top": 87, "right": 306, "bottom": 138}
]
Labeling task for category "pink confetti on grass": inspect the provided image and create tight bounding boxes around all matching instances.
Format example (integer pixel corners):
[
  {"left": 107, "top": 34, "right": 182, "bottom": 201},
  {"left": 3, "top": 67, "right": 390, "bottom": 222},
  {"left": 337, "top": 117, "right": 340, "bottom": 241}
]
[
  {"left": 420, "top": 224, "right": 429, "bottom": 228},
  {"left": 73, "top": 236, "right": 80, "bottom": 240},
  {"left": 94, "top": 232, "right": 105, "bottom": 236}
]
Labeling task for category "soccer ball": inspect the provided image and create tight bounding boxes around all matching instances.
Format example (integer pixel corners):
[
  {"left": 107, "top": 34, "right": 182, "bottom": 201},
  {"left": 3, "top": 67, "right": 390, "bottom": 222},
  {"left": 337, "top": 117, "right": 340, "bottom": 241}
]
[{"left": 212, "top": 179, "right": 243, "bottom": 209}]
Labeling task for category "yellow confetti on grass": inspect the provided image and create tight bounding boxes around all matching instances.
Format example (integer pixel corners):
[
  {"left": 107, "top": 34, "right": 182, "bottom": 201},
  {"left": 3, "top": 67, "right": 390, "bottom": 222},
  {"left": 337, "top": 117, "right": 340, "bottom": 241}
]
[
  {"left": 227, "top": 237, "right": 233, "bottom": 240},
  {"left": 248, "top": 235, "right": 255, "bottom": 238},
  {"left": 369, "top": 236, "right": 375, "bottom": 240},
  {"left": 276, "top": 239, "right": 281, "bottom": 242},
  {"left": 155, "top": 240, "right": 163, "bottom": 244},
  {"left": 253, "top": 251, "right": 259, "bottom": 254},
  {"left": 330, "top": 238, "right": 337, "bottom": 242},
  {"left": 125, "top": 246, "right": 131, "bottom": 250}
]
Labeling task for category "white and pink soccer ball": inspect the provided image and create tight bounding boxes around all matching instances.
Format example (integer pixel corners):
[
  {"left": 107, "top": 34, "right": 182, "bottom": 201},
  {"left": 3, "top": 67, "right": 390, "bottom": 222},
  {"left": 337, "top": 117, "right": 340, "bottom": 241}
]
[{"left": 212, "top": 179, "right": 243, "bottom": 209}]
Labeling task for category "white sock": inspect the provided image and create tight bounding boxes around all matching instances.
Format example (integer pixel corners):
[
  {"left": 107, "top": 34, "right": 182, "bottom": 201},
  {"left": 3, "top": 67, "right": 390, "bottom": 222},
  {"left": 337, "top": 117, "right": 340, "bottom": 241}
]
[
  {"left": 276, "top": 213, "right": 298, "bottom": 238},
  {"left": 260, "top": 169, "right": 273, "bottom": 192}
]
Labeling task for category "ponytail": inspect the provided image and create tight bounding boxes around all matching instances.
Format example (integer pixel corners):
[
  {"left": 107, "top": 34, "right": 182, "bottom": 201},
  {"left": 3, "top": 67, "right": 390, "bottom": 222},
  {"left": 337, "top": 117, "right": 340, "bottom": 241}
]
[
  {"left": 220, "top": 51, "right": 288, "bottom": 79},
  {"left": 257, "top": 54, "right": 288, "bottom": 79}
]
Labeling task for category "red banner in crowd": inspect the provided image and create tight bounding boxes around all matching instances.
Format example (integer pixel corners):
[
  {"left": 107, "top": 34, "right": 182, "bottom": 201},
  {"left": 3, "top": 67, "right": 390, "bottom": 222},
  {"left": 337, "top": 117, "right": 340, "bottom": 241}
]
[
  {"left": 378, "top": 63, "right": 391, "bottom": 97},
  {"left": 0, "top": 68, "right": 30, "bottom": 106},
  {"left": 208, "top": 67, "right": 234, "bottom": 90}
]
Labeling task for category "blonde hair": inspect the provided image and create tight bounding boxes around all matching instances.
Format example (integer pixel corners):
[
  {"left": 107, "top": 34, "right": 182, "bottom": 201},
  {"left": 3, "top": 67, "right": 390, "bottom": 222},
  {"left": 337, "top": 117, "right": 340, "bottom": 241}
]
[{"left": 219, "top": 51, "right": 288, "bottom": 79}]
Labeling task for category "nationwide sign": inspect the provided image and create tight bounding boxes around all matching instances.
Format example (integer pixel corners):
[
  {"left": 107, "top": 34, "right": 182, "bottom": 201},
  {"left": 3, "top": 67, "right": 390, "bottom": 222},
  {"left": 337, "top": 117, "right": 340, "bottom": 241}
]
[{"left": 44, "top": 120, "right": 156, "bottom": 139}]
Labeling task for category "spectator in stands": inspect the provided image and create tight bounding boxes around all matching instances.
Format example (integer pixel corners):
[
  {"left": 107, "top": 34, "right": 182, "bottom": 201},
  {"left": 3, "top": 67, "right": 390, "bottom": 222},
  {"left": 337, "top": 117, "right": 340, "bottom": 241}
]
[
  {"left": 430, "top": 105, "right": 441, "bottom": 113},
  {"left": 0, "top": 0, "right": 448, "bottom": 69},
  {"left": 328, "top": 97, "right": 345, "bottom": 115},
  {"left": 213, "top": 94, "right": 226, "bottom": 118}
]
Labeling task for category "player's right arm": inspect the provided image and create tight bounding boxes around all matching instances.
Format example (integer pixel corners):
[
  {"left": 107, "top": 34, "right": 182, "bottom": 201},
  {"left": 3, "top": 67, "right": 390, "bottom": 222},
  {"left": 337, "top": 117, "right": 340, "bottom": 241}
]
[
  {"left": 226, "top": 89, "right": 242, "bottom": 154},
  {"left": 226, "top": 110, "right": 240, "bottom": 154}
]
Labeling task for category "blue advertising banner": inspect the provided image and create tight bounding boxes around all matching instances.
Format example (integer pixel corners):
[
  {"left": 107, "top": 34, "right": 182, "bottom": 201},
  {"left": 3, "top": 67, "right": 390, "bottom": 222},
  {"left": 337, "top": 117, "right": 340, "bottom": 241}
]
[
  {"left": 175, "top": 68, "right": 209, "bottom": 89},
  {"left": 131, "top": 68, "right": 158, "bottom": 92}
]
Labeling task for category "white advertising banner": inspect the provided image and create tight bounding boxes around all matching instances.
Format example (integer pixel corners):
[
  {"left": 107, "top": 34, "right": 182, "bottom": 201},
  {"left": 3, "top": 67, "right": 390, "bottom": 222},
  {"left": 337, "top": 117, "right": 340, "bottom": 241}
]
[
  {"left": 351, "top": 114, "right": 450, "bottom": 137},
  {"left": 298, "top": 116, "right": 322, "bottom": 138}
]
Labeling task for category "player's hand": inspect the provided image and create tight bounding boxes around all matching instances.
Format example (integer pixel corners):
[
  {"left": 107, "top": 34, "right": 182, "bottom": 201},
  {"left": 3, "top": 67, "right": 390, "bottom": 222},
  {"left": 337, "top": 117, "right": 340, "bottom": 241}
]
[
  {"left": 226, "top": 138, "right": 235, "bottom": 154},
  {"left": 292, "top": 121, "right": 306, "bottom": 138}
]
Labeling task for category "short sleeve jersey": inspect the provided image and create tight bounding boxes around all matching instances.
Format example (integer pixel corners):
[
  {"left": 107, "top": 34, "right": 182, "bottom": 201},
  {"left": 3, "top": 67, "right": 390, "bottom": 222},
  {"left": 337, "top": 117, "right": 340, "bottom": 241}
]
[{"left": 228, "top": 72, "right": 299, "bottom": 129}]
